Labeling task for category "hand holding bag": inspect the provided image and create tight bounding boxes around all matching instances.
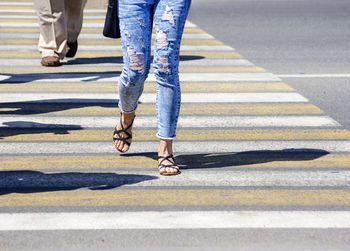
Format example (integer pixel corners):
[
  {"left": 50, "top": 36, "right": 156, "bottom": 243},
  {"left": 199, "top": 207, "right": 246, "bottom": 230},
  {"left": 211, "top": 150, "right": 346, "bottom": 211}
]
[{"left": 103, "top": 0, "right": 121, "bottom": 39}]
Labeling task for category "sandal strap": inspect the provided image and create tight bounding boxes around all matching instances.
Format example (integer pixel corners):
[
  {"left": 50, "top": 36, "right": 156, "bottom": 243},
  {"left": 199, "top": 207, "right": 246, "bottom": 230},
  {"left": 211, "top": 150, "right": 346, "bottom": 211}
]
[
  {"left": 158, "top": 154, "right": 179, "bottom": 170},
  {"left": 158, "top": 164, "right": 179, "bottom": 171},
  {"left": 158, "top": 154, "right": 175, "bottom": 165},
  {"left": 112, "top": 113, "right": 135, "bottom": 144}
]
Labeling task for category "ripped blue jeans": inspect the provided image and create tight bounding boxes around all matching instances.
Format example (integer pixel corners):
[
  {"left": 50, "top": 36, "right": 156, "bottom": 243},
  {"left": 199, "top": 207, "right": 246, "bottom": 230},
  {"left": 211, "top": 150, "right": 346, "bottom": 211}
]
[{"left": 118, "top": 0, "right": 191, "bottom": 139}]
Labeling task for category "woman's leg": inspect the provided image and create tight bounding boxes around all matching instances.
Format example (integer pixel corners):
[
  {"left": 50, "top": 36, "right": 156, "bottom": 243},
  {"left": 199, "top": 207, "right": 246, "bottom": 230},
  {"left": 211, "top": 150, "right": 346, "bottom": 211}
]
[
  {"left": 153, "top": 0, "right": 191, "bottom": 173},
  {"left": 114, "top": 0, "right": 153, "bottom": 152}
]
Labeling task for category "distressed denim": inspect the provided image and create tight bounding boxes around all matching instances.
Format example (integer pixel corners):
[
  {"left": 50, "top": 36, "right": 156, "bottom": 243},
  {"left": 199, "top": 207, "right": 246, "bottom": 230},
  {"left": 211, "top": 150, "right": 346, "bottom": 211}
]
[{"left": 118, "top": 0, "right": 191, "bottom": 139}]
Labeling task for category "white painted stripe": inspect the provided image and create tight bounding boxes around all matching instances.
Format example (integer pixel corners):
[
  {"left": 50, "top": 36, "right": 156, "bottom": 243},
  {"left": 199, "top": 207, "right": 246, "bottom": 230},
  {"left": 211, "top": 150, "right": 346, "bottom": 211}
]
[
  {"left": 111, "top": 170, "right": 350, "bottom": 187},
  {"left": 0, "top": 44, "right": 233, "bottom": 52},
  {"left": 1, "top": 170, "right": 342, "bottom": 187},
  {"left": 0, "top": 115, "right": 339, "bottom": 129},
  {"left": 165, "top": 33, "right": 214, "bottom": 40},
  {"left": 0, "top": 73, "right": 281, "bottom": 82},
  {"left": 84, "top": 9, "right": 108, "bottom": 13},
  {"left": 0, "top": 15, "right": 106, "bottom": 20},
  {"left": 0, "top": 32, "right": 214, "bottom": 40},
  {"left": 177, "top": 115, "right": 339, "bottom": 127},
  {"left": 0, "top": 2, "right": 107, "bottom": 13},
  {"left": 0, "top": 21, "right": 197, "bottom": 28},
  {"left": 0, "top": 140, "right": 348, "bottom": 154},
  {"left": 175, "top": 72, "right": 280, "bottom": 82},
  {"left": 0, "top": 10, "right": 36, "bottom": 13},
  {"left": 0, "top": 75, "right": 9, "bottom": 81},
  {"left": 0, "top": 58, "right": 253, "bottom": 67},
  {"left": 0, "top": 169, "right": 347, "bottom": 187},
  {"left": 0, "top": 33, "right": 39, "bottom": 39},
  {"left": 0, "top": 9, "right": 107, "bottom": 14},
  {"left": 0, "top": 59, "right": 122, "bottom": 67},
  {"left": 1, "top": 211, "right": 350, "bottom": 230},
  {"left": 0, "top": 92, "right": 307, "bottom": 103},
  {"left": 0, "top": 23, "right": 104, "bottom": 28},
  {"left": 0, "top": 2, "right": 33, "bottom": 6},
  {"left": 277, "top": 74, "right": 350, "bottom": 78}
]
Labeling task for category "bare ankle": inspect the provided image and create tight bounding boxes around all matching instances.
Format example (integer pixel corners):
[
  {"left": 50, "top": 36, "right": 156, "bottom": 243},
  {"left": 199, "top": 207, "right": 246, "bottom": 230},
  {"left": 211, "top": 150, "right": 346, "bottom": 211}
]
[
  {"left": 121, "top": 112, "right": 135, "bottom": 124},
  {"left": 158, "top": 139, "right": 173, "bottom": 156}
]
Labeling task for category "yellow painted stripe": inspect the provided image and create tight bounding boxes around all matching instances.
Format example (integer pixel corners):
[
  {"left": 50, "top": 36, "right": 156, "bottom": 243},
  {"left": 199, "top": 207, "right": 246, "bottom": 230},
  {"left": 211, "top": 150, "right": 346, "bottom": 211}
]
[
  {"left": 0, "top": 27, "right": 204, "bottom": 33},
  {"left": 0, "top": 12, "right": 30, "bottom": 16},
  {"left": 1, "top": 153, "right": 350, "bottom": 171},
  {"left": 0, "top": 6, "right": 34, "bottom": 10},
  {"left": 0, "top": 28, "right": 98, "bottom": 33},
  {"left": 0, "top": 19, "right": 105, "bottom": 23},
  {"left": 0, "top": 66, "right": 265, "bottom": 74},
  {"left": 0, "top": 12, "right": 107, "bottom": 17},
  {"left": 0, "top": 82, "right": 294, "bottom": 92},
  {"left": 0, "top": 18, "right": 189, "bottom": 25},
  {"left": 1, "top": 128, "right": 350, "bottom": 142},
  {"left": 0, "top": 39, "right": 222, "bottom": 45},
  {"left": 0, "top": 51, "right": 242, "bottom": 59},
  {"left": 0, "top": 104, "right": 323, "bottom": 116},
  {"left": 0, "top": 39, "right": 122, "bottom": 45},
  {"left": 1, "top": 189, "right": 349, "bottom": 207},
  {"left": 183, "top": 66, "right": 265, "bottom": 72},
  {"left": 182, "top": 39, "right": 223, "bottom": 45}
]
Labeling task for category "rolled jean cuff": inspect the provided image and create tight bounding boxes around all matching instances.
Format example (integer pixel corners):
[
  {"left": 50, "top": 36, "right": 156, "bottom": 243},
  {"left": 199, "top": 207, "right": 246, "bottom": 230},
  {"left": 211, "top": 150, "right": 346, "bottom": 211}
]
[
  {"left": 118, "top": 103, "right": 138, "bottom": 114},
  {"left": 119, "top": 108, "right": 137, "bottom": 114},
  {"left": 156, "top": 133, "right": 176, "bottom": 140}
]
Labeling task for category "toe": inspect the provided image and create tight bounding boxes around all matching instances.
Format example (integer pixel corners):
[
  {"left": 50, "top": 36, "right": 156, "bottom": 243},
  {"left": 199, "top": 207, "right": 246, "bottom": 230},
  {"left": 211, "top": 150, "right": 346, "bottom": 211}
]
[
  {"left": 171, "top": 166, "right": 179, "bottom": 174},
  {"left": 115, "top": 140, "right": 125, "bottom": 152},
  {"left": 115, "top": 140, "right": 121, "bottom": 150},
  {"left": 122, "top": 144, "right": 129, "bottom": 152},
  {"left": 159, "top": 167, "right": 166, "bottom": 174}
]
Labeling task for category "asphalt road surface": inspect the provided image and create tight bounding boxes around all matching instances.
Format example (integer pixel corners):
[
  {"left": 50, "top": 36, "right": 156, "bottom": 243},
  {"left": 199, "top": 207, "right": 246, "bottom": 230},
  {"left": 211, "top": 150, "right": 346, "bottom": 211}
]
[{"left": 189, "top": 0, "right": 350, "bottom": 130}]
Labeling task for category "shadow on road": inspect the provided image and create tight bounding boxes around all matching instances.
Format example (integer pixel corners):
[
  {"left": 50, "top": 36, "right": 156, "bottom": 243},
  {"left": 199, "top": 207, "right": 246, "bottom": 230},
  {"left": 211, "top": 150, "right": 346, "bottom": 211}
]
[
  {"left": 64, "top": 55, "right": 204, "bottom": 65},
  {"left": 0, "top": 98, "right": 119, "bottom": 138},
  {"left": 0, "top": 71, "right": 122, "bottom": 84},
  {"left": 0, "top": 149, "right": 328, "bottom": 195},
  {"left": 0, "top": 99, "right": 119, "bottom": 115},
  {"left": 0, "top": 121, "right": 83, "bottom": 139},
  {"left": 0, "top": 55, "right": 204, "bottom": 84},
  {"left": 125, "top": 148, "right": 329, "bottom": 169},
  {"left": 0, "top": 170, "right": 158, "bottom": 195}
]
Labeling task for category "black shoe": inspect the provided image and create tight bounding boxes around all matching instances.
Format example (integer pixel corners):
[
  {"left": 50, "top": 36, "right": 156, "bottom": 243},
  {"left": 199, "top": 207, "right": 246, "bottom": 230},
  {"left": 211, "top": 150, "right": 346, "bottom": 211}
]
[{"left": 66, "top": 41, "right": 78, "bottom": 58}]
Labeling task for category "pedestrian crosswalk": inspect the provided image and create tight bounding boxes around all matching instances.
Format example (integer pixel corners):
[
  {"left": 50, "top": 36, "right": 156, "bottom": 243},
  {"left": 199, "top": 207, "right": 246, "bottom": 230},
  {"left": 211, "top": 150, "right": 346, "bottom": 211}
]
[{"left": 1, "top": 1, "right": 350, "bottom": 249}]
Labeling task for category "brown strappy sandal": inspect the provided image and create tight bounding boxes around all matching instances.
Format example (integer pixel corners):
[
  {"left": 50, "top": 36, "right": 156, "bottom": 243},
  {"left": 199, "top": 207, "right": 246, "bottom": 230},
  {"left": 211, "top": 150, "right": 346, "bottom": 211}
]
[
  {"left": 112, "top": 113, "right": 135, "bottom": 153},
  {"left": 158, "top": 154, "right": 181, "bottom": 176}
]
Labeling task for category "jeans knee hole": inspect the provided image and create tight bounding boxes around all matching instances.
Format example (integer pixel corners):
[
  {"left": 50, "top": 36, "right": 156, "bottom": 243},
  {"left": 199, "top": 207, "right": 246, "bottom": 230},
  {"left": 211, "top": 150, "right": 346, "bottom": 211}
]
[
  {"left": 127, "top": 47, "right": 145, "bottom": 74},
  {"left": 162, "top": 5, "right": 175, "bottom": 26},
  {"left": 158, "top": 56, "right": 170, "bottom": 73},
  {"left": 156, "top": 30, "right": 168, "bottom": 49}
]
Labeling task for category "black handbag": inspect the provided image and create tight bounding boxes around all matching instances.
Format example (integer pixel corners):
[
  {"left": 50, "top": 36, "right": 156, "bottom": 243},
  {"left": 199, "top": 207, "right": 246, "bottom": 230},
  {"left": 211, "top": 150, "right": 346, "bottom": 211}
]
[{"left": 103, "top": 0, "right": 121, "bottom": 39}]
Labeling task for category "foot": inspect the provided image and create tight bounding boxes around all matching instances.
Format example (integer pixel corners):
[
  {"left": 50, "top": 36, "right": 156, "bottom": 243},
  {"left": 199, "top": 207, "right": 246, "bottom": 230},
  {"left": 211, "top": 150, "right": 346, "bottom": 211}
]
[
  {"left": 66, "top": 41, "right": 78, "bottom": 58},
  {"left": 113, "top": 112, "right": 135, "bottom": 153},
  {"left": 41, "top": 56, "right": 61, "bottom": 67},
  {"left": 158, "top": 139, "right": 180, "bottom": 175},
  {"left": 158, "top": 154, "right": 180, "bottom": 175}
]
